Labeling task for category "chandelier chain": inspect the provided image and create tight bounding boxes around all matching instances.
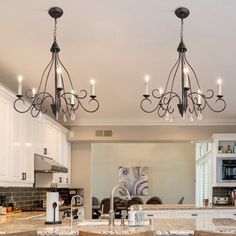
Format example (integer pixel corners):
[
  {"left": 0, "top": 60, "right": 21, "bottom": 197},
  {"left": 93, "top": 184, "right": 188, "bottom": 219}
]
[
  {"left": 180, "top": 19, "right": 184, "bottom": 42},
  {"left": 53, "top": 19, "right": 57, "bottom": 42}
]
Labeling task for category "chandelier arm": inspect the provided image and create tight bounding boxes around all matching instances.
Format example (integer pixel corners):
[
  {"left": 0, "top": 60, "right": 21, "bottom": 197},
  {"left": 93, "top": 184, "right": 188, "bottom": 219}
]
[
  {"left": 77, "top": 96, "right": 100, "bottom": 113},
  {"left": 184, "top": 54, "right": 201, "bottom": 90},
  {"left": 61, "top": 97, "right": 73, "bottom": 118},
  {"left": 169, "top": 54, "right": 181, "bottom": 93},
  {"left": 58, "top": 57, "right": 74, "bottom": 90},
  {"left": 189, "top": 92, "right": 226, "bottom": 113},
  {"left": 61, "top": 92, "right": 80, "bottom": 111},
  {"left": 206, "top": 97, "right": 226, "bottom": 112},
  {"left": 203, "top": 89, "right": 214, "bottom": 99},
  {"left": 164, "top": 54, "right": 181, "bottom": 93},
  {"left": 187, "top": 94, "right": 201, "bottom": 116},
  {"left": 140, "top": 98, "right": 159, "bottom": 113},
  {"left": 13, "top": 98, "right": 33, "bottom": 114},
  {"left": 33, "top": 92, "right": 54, "bottom": 113},
  {"left": 37, "top": 55, "right": 54, "bottom": 95},
  {"left": 157, "top": 93, "right": 180, "bottom": 117}
]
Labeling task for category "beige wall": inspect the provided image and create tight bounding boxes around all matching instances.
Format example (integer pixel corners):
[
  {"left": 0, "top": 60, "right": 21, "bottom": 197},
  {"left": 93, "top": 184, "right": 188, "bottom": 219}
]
[
  {"left": 68, "top": 125, "right": 236, "bottom": 142},
  {"left": 92, "top": 143, "right": 195, "bottom": 204},
  {"left": 71, "top": 143, "right": 92, "bottom": 218}
]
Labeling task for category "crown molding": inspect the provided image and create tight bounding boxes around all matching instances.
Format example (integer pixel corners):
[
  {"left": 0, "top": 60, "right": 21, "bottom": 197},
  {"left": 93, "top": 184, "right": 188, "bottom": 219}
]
[{"left": 64, "top": 118, "right": 236, "bottom": 127}]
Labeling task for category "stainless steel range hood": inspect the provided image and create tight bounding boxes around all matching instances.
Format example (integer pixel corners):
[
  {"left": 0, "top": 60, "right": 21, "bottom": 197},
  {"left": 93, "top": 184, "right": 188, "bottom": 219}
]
[{"left": 34, "top": 154, "right": 68, "bottom": 173}]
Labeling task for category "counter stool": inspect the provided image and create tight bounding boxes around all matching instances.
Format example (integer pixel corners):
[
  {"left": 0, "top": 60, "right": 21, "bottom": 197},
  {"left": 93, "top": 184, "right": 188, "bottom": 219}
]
[{"left": 194, "top": 230, "right": 236, "bottom": 236}]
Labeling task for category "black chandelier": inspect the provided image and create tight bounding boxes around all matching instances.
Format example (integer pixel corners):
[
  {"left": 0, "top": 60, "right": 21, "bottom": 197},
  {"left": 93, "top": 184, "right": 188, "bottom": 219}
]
[
  {"left": 14, "top": 7, "right": 99, "bottom": 122},
  {"left": 140, "top": 7, "right": 226, "bottom": 122}
]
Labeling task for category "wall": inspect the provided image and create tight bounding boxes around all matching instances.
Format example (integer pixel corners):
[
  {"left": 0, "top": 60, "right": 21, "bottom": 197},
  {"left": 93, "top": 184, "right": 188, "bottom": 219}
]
[
  {"left": 91, "top": 143, "right": 195, "bottom": 204},
  {"left": 71, "top": 143, "right": 92, "bottom": 218},
  {"left": 67, "top": 125, "right": 236, "bottom": 142}
]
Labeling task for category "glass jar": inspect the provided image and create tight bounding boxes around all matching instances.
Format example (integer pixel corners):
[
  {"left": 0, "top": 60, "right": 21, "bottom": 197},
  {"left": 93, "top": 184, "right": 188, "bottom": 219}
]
[{"left": 225, "top": 145, "right": 232, "bottom": 153}]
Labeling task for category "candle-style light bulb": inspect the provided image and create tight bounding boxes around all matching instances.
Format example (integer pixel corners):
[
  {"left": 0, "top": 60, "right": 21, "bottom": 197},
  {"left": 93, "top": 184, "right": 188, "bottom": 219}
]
[
  {"left": 90, "top": 79, "right": 96, "bottom": 96},
  {"left": 144, "top": 75, "right": 150, "bottom": 95},
  {"left": 217, "top": 78, "right": 222, "bottom": 96},
  {"left": 159, "top": 87, "right": 163, "bottom": 96},
  {"left": 17, "top": 75, "right": 23, "bottom": 96}
]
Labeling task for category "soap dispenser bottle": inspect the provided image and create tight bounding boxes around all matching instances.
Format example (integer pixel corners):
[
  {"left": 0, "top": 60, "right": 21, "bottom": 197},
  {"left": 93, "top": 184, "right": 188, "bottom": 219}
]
[{"left": 128, "top": 206, "right": 136, "bottom": 226}]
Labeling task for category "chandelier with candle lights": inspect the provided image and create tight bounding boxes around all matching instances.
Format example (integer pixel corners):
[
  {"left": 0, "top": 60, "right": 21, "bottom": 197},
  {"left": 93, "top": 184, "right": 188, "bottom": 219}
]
[
  {"left": 140, "top": 7, "right": 226, "bottom": 122},
  {"left": 14, "top": 7, "right": 99, "bottom": 122}
]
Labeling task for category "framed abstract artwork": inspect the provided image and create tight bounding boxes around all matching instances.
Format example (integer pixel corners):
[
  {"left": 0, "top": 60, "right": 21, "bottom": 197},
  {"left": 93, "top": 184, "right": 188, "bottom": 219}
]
[{"left": 118, "top": 166, "right": 148, "bottom": 196}]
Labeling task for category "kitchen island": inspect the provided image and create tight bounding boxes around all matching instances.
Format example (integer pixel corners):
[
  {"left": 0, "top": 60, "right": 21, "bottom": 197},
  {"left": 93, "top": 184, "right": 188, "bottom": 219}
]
[{"left": 1, "top": 207, "right": 236, "bottom": 235}]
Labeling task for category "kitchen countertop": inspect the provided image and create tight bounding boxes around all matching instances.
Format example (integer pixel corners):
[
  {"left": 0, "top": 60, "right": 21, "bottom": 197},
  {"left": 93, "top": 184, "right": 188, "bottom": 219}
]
[
  {"left": 1, "top": 211, "right": 236, "bottom": 235},
  {"left": 132, "top": 204, "right": 236, "bottom": 210}
]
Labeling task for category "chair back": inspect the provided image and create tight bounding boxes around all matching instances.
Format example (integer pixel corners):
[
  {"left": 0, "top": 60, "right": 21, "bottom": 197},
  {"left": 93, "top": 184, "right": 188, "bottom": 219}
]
[
  {"left": 146, "top": 196, "right": 162, "bottom": 204},
  {"left": 92, "top": 197, "right": 100, "bottom": 206},
  {"left": 100, "top": 198, "right": 110, "bottom": 214},
  {"left": 127, "top": 197, "right": 143, "bottom": 208}
]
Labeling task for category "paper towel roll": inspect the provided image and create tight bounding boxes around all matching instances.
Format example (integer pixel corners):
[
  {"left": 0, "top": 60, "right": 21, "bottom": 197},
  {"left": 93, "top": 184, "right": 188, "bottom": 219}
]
[{"left": 46, "top": 192, "right": 60, "bottom": 224}]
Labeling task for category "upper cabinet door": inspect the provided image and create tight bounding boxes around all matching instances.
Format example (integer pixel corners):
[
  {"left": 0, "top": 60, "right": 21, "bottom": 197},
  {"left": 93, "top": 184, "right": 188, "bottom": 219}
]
[
  {"left": 22, "top": 113, "right": 34, "bottom": 183},
  {"left": 0, "top": 97, "right": 10, "bottom": 180}
]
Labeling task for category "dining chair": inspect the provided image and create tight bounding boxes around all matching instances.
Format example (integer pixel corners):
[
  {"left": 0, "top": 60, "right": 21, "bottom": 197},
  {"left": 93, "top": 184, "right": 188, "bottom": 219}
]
[
  {"left": 146, "top": 196, "right": 163, "bottom": 204},
  {"left": 100, "top": 198, "right": 110, "bottom": 214},
  {"left": 194, "top": 230, "right": 236, "bottom": 236},
  {"left": 92, "top": 196, "right": 100, "bottom": 206},
  {"left": 127, "top": 197, "right": 143, "bottom": 209}
]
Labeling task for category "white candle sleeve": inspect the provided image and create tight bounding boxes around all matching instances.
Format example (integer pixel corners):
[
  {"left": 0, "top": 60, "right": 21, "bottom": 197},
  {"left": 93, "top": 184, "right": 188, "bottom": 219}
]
[
  {"left": 198, "top": 90, "right": 201, "bottom": 104},
  {"left": 18, "top": 82, "right": 22, "bottom": 96},
  {"left": 90, "top": 84, "right": 95, "bottom": 96},
  {"left": 217, "top": 82, "right": 222, "bottom": 96},
  {"left": 145, "top": 83, "right": 149, "bottom": 95},
  {"left": 183, "top": 74, "right": 189, "bottom": 88},
  {"left": 71, "top": 90, "right": 75, "bottom": 105},
  {"left": 57, "top": 74, "right": 63, "bottom": 89}
]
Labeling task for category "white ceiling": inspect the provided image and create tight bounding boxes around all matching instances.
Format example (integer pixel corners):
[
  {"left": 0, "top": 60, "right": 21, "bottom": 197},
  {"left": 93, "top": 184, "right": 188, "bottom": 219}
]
[{"left": 0, "top": 0, "right": 236, "bottom": 126}]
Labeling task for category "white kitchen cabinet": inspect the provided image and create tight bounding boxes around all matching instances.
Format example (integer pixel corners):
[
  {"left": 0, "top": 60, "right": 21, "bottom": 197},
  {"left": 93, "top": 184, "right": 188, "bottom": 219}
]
[
  {"left": 10, "top": 108, "right": 34, "bottom": 185},
  {"left": 53, "top": 137, "right": 71, "bottom": 188},
  {"left": 0, "top": 84, "right": 71, "bottom": 187},
  {"left": 143, "top": 210, "right": 172, "bottom": 219},
  {"left": 0, "top": 96, "right": 11, "bottom": 182},
  {"left": 214, "top": 209, "right": 236, "bottom": 218},
  {"left": 174, "top": 210, "right": 212, "bottom": 218}
]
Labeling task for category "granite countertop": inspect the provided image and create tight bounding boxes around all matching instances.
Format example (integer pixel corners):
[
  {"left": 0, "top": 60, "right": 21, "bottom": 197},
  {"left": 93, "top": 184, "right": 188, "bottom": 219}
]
[
  {"left": 1, "top": 212, "right": 236, "bottom": 235},
  {"left": 132, "top": 204, "right": 236, "bottom": 210}
]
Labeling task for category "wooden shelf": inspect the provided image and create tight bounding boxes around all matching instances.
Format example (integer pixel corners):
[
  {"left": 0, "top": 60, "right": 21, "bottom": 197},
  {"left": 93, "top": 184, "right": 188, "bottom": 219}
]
[{"left": 216, "top": 153, "right": 236, "bottom": 158}]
